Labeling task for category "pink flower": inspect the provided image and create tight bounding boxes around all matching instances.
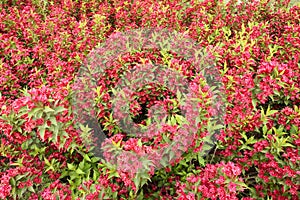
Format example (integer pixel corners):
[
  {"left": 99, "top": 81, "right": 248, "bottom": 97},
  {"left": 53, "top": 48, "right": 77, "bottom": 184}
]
[{"left": 228, "top": 182, "right": 237, "bottom": 193}]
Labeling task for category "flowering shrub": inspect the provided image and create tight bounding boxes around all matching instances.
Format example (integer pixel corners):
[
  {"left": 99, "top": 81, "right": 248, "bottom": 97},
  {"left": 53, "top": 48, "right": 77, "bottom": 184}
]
[{"left": 0, "top": 0, "right": 299, "bottom": 199}]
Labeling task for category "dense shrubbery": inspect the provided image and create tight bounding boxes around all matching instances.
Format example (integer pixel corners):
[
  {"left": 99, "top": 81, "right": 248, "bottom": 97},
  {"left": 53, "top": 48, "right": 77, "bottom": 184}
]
[{"left": 0, "top": 0, "right": 299, "bottom": 199}]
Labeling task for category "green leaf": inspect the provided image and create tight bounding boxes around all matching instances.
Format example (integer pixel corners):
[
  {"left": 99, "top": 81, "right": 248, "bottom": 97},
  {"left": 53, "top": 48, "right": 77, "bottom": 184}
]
[
  {"left": 44, "top": 106, "right": 55, "bottom": 113},
  {"left": 91, "top": 156, "right": 101, "bottom": 163},
  {"left": 39, "top": 124, "right": 46, "bottom": 140},
  {"left": 137, "top": 139, "right": 142, "bottom": 147},
  {"left": 36, "top": 110, "right": 43, "bottom": 118},
  {"left": 67, "top": 163, "right": 76, "bottom": 170},
  {"left": 9, "top": 177, "right": 16, "bottom": 186},
  {"left": 133, "top": 175, "right": 141, "bottom": 191},
  {"left": 175, "top": 114, "right": 186, "bottom": 125},
  {"left": 17, "top": 106, "right": 29, "bottom": 118},
  {"left": 93, "top": 169, "right": 100, "bottom": 181},
  {"left": 28, "top": 107, "right": 43, "bottom": 119},
  {"left": 281, "top": 143, "right": 294, "bottom": 148},
  {"left": 54, "top": 106, "right": 67, "bottom": 114},
  {"left": 69, "top": 172, "right": 78, "bottom": 180},
  {"left": 49, "top": 116, "right": 58, "bottom": 127},
  {"left": 176, "top": 90, "right": 182, "bottom": 101},
  {"left": 76, "top": 168, "right": 85, "bottom": 175},
  {"left": 44, "top": 157, "right": 51, "bottom": 166},
  {"left": 211, "top": 124, "right": 224, "bottom": 131},
  {"left": 60, "top": 170, "right": 69, "bottom": 179},
  {"left": 79, "top": 160, "right": 85, "bottom": 170},
  {"left": 28, "top": 186, "right": 35, "bottom": 193},
  {"left": 83, "top": 154, "right": 92, "bottom": 162},
  {"left": 15, "top": 172, "right": 29, "bottom": 181},
  {"left": 266, "top": 105, "right": 277, "bottom": 116},
  {"left": 107, "top": 170, "right": 119, "bottom": 179},
  {"left": 197, "top": 155, "right": 206, "bottom": 167},
  {"left": 290, "top": 125, "right": 298, "bottom": 134},
  {"left": 263, "top": 124, "right": 268, "bottom": 134},
  {"left": 170, "top": 115, "right": 176, "bottom": 125}
]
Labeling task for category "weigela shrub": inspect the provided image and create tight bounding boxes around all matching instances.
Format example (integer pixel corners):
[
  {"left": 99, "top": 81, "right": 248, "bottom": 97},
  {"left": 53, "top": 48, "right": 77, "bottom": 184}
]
[{"left": 0, "top": 0, "right": 299, "bottom": 199}]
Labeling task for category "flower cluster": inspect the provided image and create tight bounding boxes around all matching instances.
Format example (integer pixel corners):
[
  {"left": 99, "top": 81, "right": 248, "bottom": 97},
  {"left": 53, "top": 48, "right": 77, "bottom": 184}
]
[
  {"left": 176, "top": 161, "right": 244, "bottom": 199},
  {"left": 0, "top": 0, "right": 299, "bottom": 199}
]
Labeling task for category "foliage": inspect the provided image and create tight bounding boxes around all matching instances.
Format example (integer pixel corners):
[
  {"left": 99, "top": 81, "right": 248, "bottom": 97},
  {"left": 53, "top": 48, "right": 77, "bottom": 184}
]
[{"left": 0, "top": 0, "right": 299, "bottom": 199}]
